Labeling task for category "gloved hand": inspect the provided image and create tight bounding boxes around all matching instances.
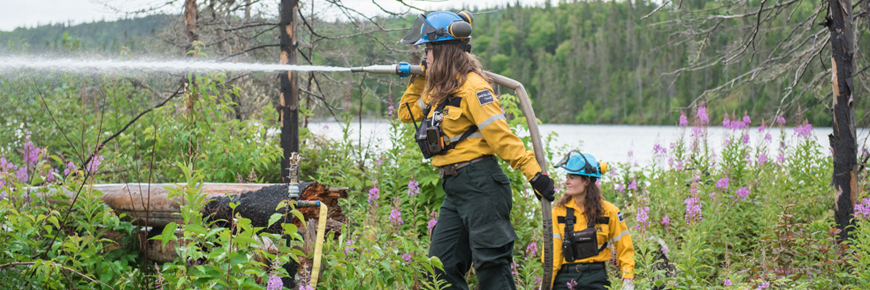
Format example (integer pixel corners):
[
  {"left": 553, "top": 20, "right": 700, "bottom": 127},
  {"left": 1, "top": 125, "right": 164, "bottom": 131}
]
[
  {"left": 622, "top": 279, "right": 635, "bottom": 290},
  {"left": 530, "top": 172, "right": 555, "bottom": 201}
]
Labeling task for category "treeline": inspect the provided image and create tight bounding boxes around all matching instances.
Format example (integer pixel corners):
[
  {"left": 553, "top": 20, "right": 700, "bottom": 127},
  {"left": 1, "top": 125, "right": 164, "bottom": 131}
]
[
  {"left": 3, "top": 1, "right": 862, "bottom": 126},
  {"left": 0, "top": 15, "right": 170, "bottom": 52},
  {"left": 465, "top": 0, "right": 842, "bottom": 125}
]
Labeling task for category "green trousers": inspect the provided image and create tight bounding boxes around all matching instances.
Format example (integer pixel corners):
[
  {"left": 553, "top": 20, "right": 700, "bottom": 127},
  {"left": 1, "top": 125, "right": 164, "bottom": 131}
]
[
  {"left": 429, "top": 158, "right": 518, "bottom": 290},
  {"left": 552, "top": 266, "right": 610, "bottom": 290}
]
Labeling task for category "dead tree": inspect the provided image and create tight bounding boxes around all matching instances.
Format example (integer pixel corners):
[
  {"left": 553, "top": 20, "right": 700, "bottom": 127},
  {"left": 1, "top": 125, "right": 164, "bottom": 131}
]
[
  {"left": 279, "top": 0, "right": 300, "bottom": 182},
  {"left": 826, "top": 0, "right": 858, "bottom": 240},
  {"left": 184, "top": 0, "right": 198, "bottom": 55}
]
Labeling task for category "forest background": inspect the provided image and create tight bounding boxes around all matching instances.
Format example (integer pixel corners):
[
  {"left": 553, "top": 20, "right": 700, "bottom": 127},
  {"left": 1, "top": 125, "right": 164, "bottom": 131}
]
[{"left": 1, "top": 0, "right": 858, "bottom": 126}]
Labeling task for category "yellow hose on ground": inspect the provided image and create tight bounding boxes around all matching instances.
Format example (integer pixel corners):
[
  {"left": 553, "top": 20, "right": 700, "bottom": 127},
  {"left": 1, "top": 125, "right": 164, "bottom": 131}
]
[{"left": 310, "top": 202, "right": 328, "bottom": 288}]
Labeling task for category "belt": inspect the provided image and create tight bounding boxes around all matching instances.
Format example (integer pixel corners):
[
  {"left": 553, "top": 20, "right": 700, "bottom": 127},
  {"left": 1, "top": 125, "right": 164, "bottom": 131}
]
[
  {"left": 437, "top": 156, "right": 493, "bottom": 178},
  {"left": 559, "top": 262, "right": 605, "bottom": 274}
]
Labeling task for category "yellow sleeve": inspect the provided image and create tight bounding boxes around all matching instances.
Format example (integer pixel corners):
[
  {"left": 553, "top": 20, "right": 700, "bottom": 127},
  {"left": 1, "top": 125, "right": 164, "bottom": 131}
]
[
  {"left": 610, "top": 208, "right": 635, "bottom": 279},
  {"left": 398, "top": 75, "right": 427, "bottom": 124},
  {"left": 464, "top": 83, "right": 541, "bottom": 181},
  {"left": 544, "top": 208, "right": 564, "bottom": 288}
]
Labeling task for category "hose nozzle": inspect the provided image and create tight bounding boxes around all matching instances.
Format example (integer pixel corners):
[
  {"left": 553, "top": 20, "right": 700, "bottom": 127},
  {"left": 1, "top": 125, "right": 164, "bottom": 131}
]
[{"left": 350, "top": 62, "right": 423, "bottom": 77}]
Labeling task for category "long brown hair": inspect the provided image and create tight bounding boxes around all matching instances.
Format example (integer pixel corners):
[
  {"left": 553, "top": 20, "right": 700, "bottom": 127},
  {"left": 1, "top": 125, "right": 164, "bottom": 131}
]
[
  {"left": 555, "top": 175, "right": 604, "bottom": 224},
  {"left": 422, "top": 42, "right": 490, "bottom": 106}
]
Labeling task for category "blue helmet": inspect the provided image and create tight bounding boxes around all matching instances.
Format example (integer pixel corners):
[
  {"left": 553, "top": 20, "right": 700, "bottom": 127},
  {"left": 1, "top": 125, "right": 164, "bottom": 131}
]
[
  {"left": 400, "top": 11, "right": 473, "bottom": 46},
  {"left": 555, "top": 150, "right": 607, "bottom": 178}
]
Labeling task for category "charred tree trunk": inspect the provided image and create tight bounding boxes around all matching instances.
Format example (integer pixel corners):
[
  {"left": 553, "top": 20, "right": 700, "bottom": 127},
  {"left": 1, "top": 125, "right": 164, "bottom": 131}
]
[
  {"left": 183, "top": 0, "right": 198, "bottom": 56},
  {"left": 279, "top": 0, "right": 300, "bottom": 182},
  {"left": 826, "top": 0, "right": 858, "bottom": 241}
]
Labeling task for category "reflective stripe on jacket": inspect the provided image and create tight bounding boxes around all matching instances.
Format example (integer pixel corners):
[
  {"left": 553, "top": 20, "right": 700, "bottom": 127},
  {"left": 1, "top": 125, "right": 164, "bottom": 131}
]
[
  {"left": 544, "top": 197, "right": 635, "bottom": 287},
  {"left": 398, "top": 72, "right": 541, "bottom": 181}
]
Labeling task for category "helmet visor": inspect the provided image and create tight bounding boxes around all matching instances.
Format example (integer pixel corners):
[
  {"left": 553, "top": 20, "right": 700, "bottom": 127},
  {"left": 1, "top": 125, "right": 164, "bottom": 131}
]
[{"left": 401, "top": 14, "right": 431, "bottom": 44}]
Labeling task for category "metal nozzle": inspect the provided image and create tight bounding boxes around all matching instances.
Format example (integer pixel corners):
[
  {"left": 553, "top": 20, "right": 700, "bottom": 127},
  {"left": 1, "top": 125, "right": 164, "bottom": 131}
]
[
  {"left": 350, "top": 64, "right": 425, "bottom": 77},
  {"left": 350, "top": 65, "right": 401, "bottom": 75}
]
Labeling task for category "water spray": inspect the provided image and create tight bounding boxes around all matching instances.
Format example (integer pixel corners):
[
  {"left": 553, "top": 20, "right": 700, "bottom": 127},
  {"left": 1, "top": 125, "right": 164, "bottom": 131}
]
[{"left": 0, "top": 56, "right": 351, "bottom": 73}]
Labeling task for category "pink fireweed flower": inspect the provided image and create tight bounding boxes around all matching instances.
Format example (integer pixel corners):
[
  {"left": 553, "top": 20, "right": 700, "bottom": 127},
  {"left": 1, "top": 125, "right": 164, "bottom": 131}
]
[
  {"left": 736, "top": 187, "right": 750, "bottom": 201},
  {"left": 266, "top": 274, "right": 283, "bottom": 290},
  {"left": 679, "top": 114, "right": 689, "bottom": 126},
  {"left": 661, "top": 244, "right": 669, "bottom": 254},
  {"left": 722, "top": 117, "right": 731, "bottom": 128},
  {"left": 764, "top": 133, "right": 772, "bottom": 142},
  {"left": 742, "top": 134, "right": 750, "bottom": 144},
  {"left": 23, "top": 141, "right": 42, "bottom": 168},
  {"left": 46, "top": 168, "right": 58, "bottom": 183},
  {"left": 758, "top": 281, "right": 769, "bottom": 289},
  {"left": 402, "top": 253, "right": 412, "bottom": 263},
  {"left": 299, "top": 285, "right": 314, "bottom": 290},
  {"left": 86, "top": 154, "right": 103, "bottom": 173},
  {"left": 389, "top": 208, "right": 403, "bottom": 226},
  {"left": 628, "top": 180, "right": 638, "bottom": 191},
  {"left": 795, "top": 123, "right": 813, "bottom": 138},
  {"left": 743, "top": 115, "right": 751, "bottom": 125},
  {"left": 387, "top": 105, "right": 394, "bottom": 115},
  {"left": 635, "top": 206, "right": 650, "bottom": 230},
  {"left": 368, "top": 186, "right": 379, "bottom": 204},
  {"left": 716, "top": 178, "right": 729, "bottom": 189},
  {"left": 64, "top": 161, "right": 75, "bottom": 176},
  {"left": 757, "top": 153, "right": 768, "bottom": 166},
  {"left": 427, "top": 217, "right": 437, "bottom": 232},
  {"left": 854, "top": 198, "right": 870, "bottom": 219},
  {"left": 661, "top": 215, "right": 671, "bottom": 226},
  {"left": 776, "top": 154, "right": 786, "bottom": 164},
  {"left": 376, "top": 159, "right": 383, "bottom": 165},
  {"left": 684, "top": 197, "right": 702, "bottom": 224},
  {"left": 567, "top": 280, "right": 578, "bottom": 290},
  {"left": 15, "top": 167, "right": 28, "bottom": 183},
  {"left": 724, "top": 279, "right": 732, "bottom": 286},
  {"left": 691, "top": 126, "right": 704, "bottom": 137},
  {"left": 697, "top": 107, "right": 709, "bottom": 125},
  {"left": 407, "top": 179, "right": 420, "bottom": 197},
  {"left": 757, "top": 125, "right": 766, "bottom": 133},
  {"left": 616, "top": 184, "right": 625, "bottom": 192},
  {"left": 526, "top": 242, "right": 538, "bottom": 258},
  {"left": 653, "top": 143, "right": 667, "bottom": 158},
  {"left": 776, "top": 116, "right": 786, "bottom": 124},
  {"left": 345, "top": 240, "right": 355, "bottom": 254}
]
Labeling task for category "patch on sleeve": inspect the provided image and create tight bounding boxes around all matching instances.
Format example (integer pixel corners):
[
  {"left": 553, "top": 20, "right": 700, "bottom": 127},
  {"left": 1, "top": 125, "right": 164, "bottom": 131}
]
[
  {"left": 617, "top": 211, "right": 625, "bottom": 223},
  {"left": 476, "top": 89, "right": 494, "bottom": 106}
]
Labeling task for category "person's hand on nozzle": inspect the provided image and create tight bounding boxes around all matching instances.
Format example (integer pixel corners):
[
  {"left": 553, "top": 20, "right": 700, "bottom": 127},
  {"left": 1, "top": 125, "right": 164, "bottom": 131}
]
[{"left": 530, "top": 172, "right": 555, "bottom": 201}]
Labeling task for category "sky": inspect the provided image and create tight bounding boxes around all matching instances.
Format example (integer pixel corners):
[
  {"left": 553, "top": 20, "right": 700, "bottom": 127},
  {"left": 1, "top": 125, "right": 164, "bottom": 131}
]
[{"left": 0, "top": 0, "right": 555, "bottom": 32}]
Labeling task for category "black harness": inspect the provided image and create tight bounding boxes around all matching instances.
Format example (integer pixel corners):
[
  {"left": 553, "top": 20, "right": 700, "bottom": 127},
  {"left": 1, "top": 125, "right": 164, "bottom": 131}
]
[
  {"left": 559, "top": 208, "right": 608, "bottom": 262},
  {"left": 406, "top": 96, "right": 478, "bottom": 158}
]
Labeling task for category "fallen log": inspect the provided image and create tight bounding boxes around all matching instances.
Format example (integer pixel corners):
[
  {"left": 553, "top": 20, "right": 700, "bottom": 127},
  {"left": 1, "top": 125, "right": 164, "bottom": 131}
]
[{"left": 30, "top": 182, "right": 346, "bottom": 232}]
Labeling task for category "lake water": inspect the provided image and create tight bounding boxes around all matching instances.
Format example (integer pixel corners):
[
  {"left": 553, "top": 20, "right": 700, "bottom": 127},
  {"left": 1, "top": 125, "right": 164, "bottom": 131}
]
[{"left": 307, "top": 120, "right": 869, "bottom": 167}]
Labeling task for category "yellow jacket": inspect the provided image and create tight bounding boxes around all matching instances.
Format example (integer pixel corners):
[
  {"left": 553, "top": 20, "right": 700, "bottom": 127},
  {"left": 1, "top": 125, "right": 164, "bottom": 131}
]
[
  {"left": 544, "top": 196, "right": 635, "bottom": 287},
  {"left": 397, "top": 73, "right": 541, "bottom": 181}
]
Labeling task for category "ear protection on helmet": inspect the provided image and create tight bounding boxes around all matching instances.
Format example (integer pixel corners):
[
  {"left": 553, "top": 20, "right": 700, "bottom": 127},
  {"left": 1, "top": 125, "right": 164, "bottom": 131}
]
[
  {"left": 448, "top": 21, "right": 472, "bottom": 39},
  {"left": 457, "top": 11, "right": 474, "bottom": 24}
]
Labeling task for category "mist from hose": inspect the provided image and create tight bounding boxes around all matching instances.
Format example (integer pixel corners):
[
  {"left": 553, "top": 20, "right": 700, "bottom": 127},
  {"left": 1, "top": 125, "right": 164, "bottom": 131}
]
[{"left": 0, "top": 56, "right": 351, "bottom": 73}]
